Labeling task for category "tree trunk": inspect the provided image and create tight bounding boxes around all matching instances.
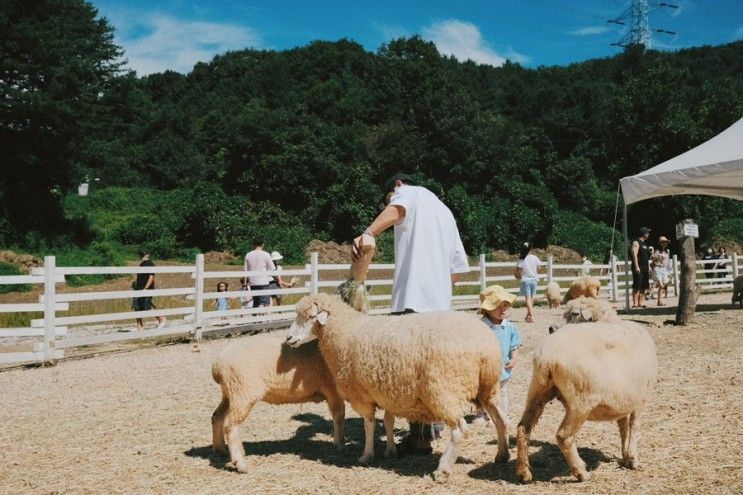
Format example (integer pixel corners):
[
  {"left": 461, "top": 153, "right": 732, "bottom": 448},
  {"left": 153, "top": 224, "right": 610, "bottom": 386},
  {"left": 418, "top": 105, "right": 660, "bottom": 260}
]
[{"left": 675, "top": 234, "right": 699, "bottom": 325}]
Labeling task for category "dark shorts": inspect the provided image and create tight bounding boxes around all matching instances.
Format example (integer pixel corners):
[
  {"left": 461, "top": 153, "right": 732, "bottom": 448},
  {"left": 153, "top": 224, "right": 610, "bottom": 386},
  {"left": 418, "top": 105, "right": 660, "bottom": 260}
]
[
  {"left": 250, "top": 285, "right": 270, "bottom": 307},
  {"left": 132, "top": 296, "right": 153, "bottom": 311},
  {"left": 632, "top": 270, "right": 650, "bottom": 292}
]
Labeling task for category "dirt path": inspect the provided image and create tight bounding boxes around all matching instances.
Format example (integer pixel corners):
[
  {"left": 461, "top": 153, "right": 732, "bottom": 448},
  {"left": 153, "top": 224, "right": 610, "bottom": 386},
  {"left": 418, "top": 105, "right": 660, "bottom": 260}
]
[{"left": 0, "top": 293, "right": 741, "bottom": 494}]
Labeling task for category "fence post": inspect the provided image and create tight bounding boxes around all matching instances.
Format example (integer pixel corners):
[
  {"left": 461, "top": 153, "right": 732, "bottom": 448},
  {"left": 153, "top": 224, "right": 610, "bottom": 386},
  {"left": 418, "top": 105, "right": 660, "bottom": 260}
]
[
  {"left": 479, "top": 254, "right": 487, "bottom": 292},
  {"left": 732, "top": 253, "right": 740, "bottom": 279},
  {"left": 546, "top": 255, "right": 553, "bottom": 285},
  {"left": 43, "top": 256, "right": 57, "bottom": 364},
  {"left": 310, "top": 252, "right": 319, "bottom": 295},
  {"left": 193, "top": 253, "right": 205, "bottom": 340},
  {"left": 611, "top": 255, "right": 618, "bottom": 302},
  {"left": 672, "top": 254, "right": 680, "bottom": 297}
]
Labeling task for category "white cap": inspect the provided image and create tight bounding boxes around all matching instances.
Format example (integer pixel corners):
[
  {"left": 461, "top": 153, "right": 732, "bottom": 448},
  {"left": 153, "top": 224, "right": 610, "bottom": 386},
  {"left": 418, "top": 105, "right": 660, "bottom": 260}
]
[{"left": 271, "top": 251, "right": 283, "bottom": 261}]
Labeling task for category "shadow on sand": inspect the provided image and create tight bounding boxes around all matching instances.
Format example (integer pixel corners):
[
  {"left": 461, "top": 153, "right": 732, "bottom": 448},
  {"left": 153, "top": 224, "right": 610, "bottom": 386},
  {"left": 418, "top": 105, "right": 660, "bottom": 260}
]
[{"left": 185, "top": 412, "right": 615, "bottom": 482}]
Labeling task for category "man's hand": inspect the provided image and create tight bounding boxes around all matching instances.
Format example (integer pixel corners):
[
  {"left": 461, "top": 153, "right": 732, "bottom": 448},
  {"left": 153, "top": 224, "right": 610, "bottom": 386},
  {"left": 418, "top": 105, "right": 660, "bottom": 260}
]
[{"left": 352, "top": 234, "right": 364, "bottom": 262}]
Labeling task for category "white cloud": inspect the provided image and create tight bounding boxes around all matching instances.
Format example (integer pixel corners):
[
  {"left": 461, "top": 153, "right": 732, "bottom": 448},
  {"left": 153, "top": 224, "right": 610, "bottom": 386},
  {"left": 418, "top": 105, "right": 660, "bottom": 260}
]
[
  {"left": 116, "top": 15, "right": 262, "bottom": 75},
  {"left": 422, "top": 20, "right": 526, "bottom": 67},
  {"left": 569, "top": 26, "right": 611, "bottom": 36}
]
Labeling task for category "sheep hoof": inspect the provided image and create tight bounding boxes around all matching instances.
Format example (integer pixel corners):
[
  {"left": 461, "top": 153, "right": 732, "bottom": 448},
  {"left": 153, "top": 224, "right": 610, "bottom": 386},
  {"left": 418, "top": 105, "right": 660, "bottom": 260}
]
[
  {"left": 517, "top": 469, "right": 533, "bottom": 483},
  {"left": 383, "top": 446, "right": 397, "bottom": 459},
  {"left": 574, "top": 470, "right": 591, "bottom": 482},
  {"left": 495, "top": 449, "right": 510, "bottom": 463},
  {"left": 622, "top": 457, "right": 640, "bottom": 469},
  {"left": 432, "top": 469, "right": 451, "bottom": 482},
  {"left": 358, "top": 453, "right": 373, "bottom": 464},
  {"left": 234, "top": 460, "right": 249, "bottom": 474}
]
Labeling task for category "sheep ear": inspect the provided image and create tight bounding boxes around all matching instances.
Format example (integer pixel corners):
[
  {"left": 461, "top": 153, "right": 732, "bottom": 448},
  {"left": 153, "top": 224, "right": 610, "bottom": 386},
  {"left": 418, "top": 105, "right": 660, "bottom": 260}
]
[
  {"left": 309, "top": 303, "right": 318, "bottom": 318},
  {"left": 581, "top": 308, "right": 593, "bottom": 321},
  {"left": 316, "top": 311, "right": 329, "bottom": 326}
]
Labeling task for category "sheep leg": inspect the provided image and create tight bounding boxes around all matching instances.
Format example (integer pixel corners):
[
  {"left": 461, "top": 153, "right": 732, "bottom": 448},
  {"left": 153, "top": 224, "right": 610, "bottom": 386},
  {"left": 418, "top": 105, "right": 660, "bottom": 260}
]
[
  {"left": 624, "top": 411, "right": 642, "bottom": 469},
  {"left": 358, "top": 414, "right": 377, "bottom": 464},
  {"left": 617, "top": 415, "right": 630, "bottom": 466},
  {"left": 556, "top": 409, "right": 590, "bottom": 482},
  {"left": 211, "top": 396, "right": 229, "bottom": 453},
  {"left": 325, "top": 392, "right": 347, "bottom": 452},
  {"left": 516, "top": 382, "right": 557, "bottom": 483},
  {"left": 224, "top": 398, "right": 258, "bottom": 473},
  {"left": 432, "top": 419, "right": 466, "bottom": 482},
  {"left": 382, "top": 410, "right": 397, "bottom": 458},
  {"left": 482, "top": 398, "right": 509, "bottom": 463}
]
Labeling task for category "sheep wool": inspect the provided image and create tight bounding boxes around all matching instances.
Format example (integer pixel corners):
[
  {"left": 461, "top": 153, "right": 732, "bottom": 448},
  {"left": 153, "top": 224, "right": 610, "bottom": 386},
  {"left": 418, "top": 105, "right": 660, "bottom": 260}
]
[
  {"left": 211, "top": 333, "right": 345, "bottom": 473},
  {"left": 562, "top": 276, "right": 601, "bottom": 304},
  {"left": 545, "top": 281, "right": 561, "bottom": 308},
  {"left": 517, "top": 319, "right": 658, "bottom": 483},
  {"left": 287, "top": 293, "right": 510, "bottom": 480}
]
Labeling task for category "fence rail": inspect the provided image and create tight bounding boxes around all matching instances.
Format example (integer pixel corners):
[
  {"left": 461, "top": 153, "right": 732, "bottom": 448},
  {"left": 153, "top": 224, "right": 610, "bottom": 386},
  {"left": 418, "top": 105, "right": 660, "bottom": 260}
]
[{"left": 1, "top": 251, "right": 740, "bottom": 366}]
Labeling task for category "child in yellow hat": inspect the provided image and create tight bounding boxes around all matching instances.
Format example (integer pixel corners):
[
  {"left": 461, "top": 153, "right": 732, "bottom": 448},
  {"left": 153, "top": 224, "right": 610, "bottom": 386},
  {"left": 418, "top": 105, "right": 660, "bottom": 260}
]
[{"left": 474, "top": 285, "right": 522, "bottom": 426}]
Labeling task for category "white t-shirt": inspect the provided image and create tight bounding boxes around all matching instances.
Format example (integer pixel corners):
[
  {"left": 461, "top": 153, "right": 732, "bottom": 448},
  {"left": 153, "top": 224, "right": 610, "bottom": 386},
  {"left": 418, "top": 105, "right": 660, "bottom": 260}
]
[
  {"left": 517, "top": 254, "right": 540, "bottom": 279},
  {"left": 388, "top": 185, "right": 470, "bottom": 313},
  {"left": 244, "top": 249, "right": 276, "bottom": 286}
]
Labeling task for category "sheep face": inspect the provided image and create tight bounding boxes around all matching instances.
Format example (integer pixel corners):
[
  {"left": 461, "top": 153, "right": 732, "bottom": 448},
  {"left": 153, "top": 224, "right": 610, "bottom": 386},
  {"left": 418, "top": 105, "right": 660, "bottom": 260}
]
[
  {"left": 549, "top": 297, "right": 602, "bottom": 333},
  {"left": 286, "top": 303, "right": 328, "bottom": 347}
]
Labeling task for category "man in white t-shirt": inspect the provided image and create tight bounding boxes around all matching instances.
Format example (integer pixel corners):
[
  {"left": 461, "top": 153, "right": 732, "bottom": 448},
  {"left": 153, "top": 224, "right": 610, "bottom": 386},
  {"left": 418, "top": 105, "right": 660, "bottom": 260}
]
[
  {"left": 244, "top": 238, "right": 276, "bottom": 307},
  {"left": 352, "top": 173, "right": 470, "bottom": 454}
]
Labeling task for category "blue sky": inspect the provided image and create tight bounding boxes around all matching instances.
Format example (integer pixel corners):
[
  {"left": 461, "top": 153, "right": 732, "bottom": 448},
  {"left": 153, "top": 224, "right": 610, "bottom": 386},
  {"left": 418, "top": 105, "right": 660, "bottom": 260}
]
[{"left": 90, "top": 0, "right": 743, "bottom": 75}]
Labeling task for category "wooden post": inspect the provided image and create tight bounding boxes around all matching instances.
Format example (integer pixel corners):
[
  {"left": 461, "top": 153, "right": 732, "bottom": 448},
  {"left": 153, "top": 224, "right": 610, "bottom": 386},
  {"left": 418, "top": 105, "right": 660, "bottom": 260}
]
[
  {"left": 622, "top": 202, "right": 631, "bottom": 313},
  {"left": 546, "top": 255, "right": 554, "bottom": 285},
  {"left": 479, "top": 254, "right": 487, "bottom": 292},
  {"left": 733, "top": 253, "right": 740, "bottom": 279},
  {"left": 676, "top": 220, "right": 700, "bottom": 326},
  {"left": 610, "top": 255, "right": 618, "bottom": 302},
  {"left": 310, "top": 252, "right": 319, "bottom": 295},
  {"left": 193, "top": 253, "right": 205, "bottom": 340},
  {"left": 43, "top": 256, "right": 57, "bottom": 364},
  {"left": 672, "top": 254, "right": 680, "bottom": 297}
]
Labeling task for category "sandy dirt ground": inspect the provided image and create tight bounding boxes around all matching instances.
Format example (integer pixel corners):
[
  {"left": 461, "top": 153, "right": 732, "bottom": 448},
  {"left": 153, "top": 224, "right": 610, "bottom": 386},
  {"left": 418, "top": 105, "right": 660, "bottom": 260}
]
[{"left": 0, "top": 292, "right": 741, "bottom": 495}]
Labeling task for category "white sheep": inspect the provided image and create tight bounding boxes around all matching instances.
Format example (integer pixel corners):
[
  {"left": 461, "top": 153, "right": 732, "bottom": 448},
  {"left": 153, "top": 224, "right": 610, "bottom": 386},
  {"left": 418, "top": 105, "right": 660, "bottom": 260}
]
[
  {"left": 211, "top": 333, "right": 345, "bottom": 473},
  {"left": 549, "top": 296, "right": 621, "bottom": 333},
  {"left": 562, "top": 276, "right": 601, "bottom": 303},
  {"left": 516, "top": 310, "right": 657, "bottom": 483},
  {"left": 285, "top": 293, "right": 509, "bottom": 481},
  {"left": 545, "top": 281, "right": 561, "bottom": 308}
]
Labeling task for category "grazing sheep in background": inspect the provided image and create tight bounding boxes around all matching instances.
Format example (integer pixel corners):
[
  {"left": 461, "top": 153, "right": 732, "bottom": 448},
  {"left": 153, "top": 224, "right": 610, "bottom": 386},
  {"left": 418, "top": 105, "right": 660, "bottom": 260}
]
[
  {"left": 517, "top": 318, "right": 657, "bottom": 483},
  {"left": 732, "top": 276, "right": 743, "bottom": 307},
  {"left": 545, "top": 281, "right": 561, "bottom": 308},
  {"left": 211, "top": 333, "right": 345, "bottom": 473},
  {"left": 562, "top": 276, "right": 601, "bottom": 304},
  {"left": 549, "top": 296, "right": 621, "bottom": 333},
  {"left": 285, "top": 293, "right": 509, "bottom": 481}
]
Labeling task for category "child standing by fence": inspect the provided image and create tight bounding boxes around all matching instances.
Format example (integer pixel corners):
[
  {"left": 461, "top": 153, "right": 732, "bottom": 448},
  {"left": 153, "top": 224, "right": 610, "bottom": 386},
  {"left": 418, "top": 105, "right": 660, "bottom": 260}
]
[
  {"left": 474, "top": 284, "right": 522, "bottom": 427},
  {"left": 215, "top": 281, "right": 229, "bottom": 316}
]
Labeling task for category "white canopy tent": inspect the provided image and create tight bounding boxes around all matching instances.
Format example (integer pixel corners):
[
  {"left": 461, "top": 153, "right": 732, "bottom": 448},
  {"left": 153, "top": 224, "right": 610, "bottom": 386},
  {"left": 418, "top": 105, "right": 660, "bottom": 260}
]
[{"left": 618, "top": 117, "right": 743, "bottom": 311}]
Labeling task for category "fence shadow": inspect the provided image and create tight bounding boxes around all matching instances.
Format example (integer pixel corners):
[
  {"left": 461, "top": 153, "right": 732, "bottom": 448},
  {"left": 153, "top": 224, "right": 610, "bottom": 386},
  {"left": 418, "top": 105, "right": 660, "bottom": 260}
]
[{"left": 618, "top": 302, "right": 738, "bottom": 319}]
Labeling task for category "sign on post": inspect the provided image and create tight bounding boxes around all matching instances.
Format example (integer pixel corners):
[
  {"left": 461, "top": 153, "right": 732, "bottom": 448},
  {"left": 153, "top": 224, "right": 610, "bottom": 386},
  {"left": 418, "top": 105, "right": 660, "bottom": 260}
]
[{"left": 675, "top": 222, "right": 698, "bottom": 239}]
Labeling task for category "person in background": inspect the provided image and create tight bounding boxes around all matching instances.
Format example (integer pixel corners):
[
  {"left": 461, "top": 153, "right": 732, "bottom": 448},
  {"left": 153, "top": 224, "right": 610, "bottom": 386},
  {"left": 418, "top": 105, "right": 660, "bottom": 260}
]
[
  {"left": 244, "top": 238, "right": 276, "bottom": 308},
  {"left": 578, "top": 253, "right": 593, "bottom": 277},
  {"left": 268, "top": 251, "right": 292, "bottom": 306},
  {"left": 215, "top": 281, "right": 229, "bottom": 315},
  {"left": 702, "top": 247, "right": 716, "bottom": 279},
  {"left": 715, "top": 247, "right": 729, "bottom": 280},
  {"left": 132, "top": 250, "right": 166, "bottom": 331},
  {"left": 650, "top": 236, "right": 671, "bottom": 306},
  {"left": 352, "top": 172, "right": 470, "bottom": 456},
  {"left": 630, "top": 227, "right": 651, "bottom": 308},
  {"left": 473, "top": 285, "right": 521, "bottom": 428},
  {"left": 238, "top": 277, "right": 253, "bottom": 309},
  {"left": 514, "top": 242, "right": 541, "bottom": 323}
]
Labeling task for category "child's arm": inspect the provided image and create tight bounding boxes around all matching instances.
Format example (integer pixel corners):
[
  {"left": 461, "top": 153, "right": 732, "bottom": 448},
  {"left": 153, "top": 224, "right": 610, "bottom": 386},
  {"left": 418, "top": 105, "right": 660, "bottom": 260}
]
[{"left": 505, "top": 348, "right": 519, "bottom": 370}]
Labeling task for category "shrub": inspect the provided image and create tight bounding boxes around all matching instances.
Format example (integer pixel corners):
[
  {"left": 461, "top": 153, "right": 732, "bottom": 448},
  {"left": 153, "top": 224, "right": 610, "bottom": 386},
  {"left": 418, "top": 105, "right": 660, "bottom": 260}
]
[
  {"left": 56, "top": 241, "right": 128, "bottom": 287},
  {"left": 549, "top": 210, "right": 621, "bottom": 261},
  {"left": 0, "top": 262, "right": 32, "bottom": 294},
  {"left": 710, "top": 218, "right": 743, "bottom": 244}
]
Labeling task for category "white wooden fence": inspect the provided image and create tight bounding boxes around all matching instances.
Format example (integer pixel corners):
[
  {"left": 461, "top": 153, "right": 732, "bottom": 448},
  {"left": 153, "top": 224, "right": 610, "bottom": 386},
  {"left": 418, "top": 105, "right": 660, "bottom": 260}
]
[{"left": 1, "top": 252, "right": 740, "bottom": 366}]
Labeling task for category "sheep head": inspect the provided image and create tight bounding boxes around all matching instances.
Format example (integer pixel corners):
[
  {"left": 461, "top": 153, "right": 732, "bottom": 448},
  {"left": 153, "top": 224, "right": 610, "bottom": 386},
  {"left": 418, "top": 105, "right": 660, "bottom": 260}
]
[
  {"left": 549, "top": 296, "right": 617, "bottom": 333},
  {"left": 285, "top": 294, "right": 337, "bottom": 347}
]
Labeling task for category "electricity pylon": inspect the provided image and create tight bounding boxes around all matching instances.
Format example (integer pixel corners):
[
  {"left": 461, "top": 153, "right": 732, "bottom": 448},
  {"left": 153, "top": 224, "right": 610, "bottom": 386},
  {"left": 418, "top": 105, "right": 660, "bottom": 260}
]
[{"left": 607, "top": 0, "right": 679, "bottom": 48}]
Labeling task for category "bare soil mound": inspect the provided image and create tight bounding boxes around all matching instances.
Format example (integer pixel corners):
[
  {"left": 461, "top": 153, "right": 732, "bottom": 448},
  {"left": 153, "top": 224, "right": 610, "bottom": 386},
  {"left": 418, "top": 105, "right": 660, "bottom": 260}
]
[{"left": 0, "top": 250, "right": 42, "bottom": 270}]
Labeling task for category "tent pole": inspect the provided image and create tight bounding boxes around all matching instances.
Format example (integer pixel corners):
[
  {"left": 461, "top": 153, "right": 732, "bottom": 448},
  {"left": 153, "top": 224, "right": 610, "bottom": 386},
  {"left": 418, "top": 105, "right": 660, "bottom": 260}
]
[{"left": 623, "top": 199, "right": 631, "bottom": 313}]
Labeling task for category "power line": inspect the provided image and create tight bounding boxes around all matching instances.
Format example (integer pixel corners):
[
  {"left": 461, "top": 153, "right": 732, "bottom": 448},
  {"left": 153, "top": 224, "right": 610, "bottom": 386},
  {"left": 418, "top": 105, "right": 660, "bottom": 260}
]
[{"left": 607, "top": 0, "right": 679, "bottom": 49}]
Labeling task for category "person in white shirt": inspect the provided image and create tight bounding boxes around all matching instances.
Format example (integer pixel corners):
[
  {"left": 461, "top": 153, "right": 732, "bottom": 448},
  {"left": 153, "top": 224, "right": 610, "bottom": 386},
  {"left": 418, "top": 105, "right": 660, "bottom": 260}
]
[
  {"left": 244, "top": 238, "right": 276, "bottom": 307},
  {"left": 514, "top": 242, "right": 541, "bottom": 323},
  {"left": 352, "top": 172, "right": 470, "bottom": 455}
]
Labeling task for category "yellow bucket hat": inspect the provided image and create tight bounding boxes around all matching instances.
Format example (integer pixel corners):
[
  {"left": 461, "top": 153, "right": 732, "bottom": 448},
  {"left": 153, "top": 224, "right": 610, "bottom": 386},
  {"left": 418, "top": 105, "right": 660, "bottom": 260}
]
[{"left": 478, "top": 285, "right": 516, "bottom": 313}]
